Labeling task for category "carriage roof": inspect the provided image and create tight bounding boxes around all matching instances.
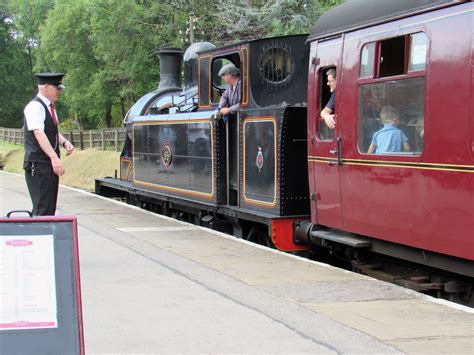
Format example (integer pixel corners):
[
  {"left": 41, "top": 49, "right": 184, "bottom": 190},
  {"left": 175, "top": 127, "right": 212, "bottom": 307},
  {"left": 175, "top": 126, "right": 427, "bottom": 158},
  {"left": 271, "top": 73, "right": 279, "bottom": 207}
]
[{"left": 307, "top": 0, "right": 464, "bottom": 42}]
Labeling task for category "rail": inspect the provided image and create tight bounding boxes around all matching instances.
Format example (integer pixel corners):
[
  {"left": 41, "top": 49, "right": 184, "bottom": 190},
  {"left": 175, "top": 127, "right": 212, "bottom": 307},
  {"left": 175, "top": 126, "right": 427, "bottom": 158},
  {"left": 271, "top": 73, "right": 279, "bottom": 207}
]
[{"left": 0, "top": 127, "right": 127, "bottom": 151}]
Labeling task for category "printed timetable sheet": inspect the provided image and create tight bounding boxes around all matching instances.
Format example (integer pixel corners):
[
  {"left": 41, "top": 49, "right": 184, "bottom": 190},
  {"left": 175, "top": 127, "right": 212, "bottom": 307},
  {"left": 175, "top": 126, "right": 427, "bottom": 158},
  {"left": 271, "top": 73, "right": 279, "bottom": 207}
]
[{"left": 0, "top": 235, "right": 58, "bottom": 330}]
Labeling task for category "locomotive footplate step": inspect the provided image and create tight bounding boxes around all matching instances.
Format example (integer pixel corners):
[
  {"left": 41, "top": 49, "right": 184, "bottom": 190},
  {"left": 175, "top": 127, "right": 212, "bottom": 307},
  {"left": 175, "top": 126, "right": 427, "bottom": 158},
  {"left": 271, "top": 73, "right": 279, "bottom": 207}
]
[
  {"left": 311, "top": 229, "right": 371, "bottom": 248},
  {"left": 1, "top": 171, "right": 473, "bottom": 354}
]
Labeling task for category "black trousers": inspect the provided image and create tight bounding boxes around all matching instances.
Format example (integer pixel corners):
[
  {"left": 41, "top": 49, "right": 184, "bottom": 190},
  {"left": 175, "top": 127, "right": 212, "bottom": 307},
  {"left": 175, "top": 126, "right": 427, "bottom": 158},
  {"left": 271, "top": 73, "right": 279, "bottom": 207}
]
[{"left": 24, "top": 161, "right": 59, "bottom": 216}]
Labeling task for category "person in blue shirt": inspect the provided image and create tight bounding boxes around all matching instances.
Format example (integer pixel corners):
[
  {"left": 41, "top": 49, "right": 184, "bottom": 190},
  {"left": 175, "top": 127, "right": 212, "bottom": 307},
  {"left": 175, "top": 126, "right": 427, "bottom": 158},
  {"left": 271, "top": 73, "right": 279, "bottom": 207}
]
[{"left": 367, "top": 105, "right": 410, "bottom": 154}]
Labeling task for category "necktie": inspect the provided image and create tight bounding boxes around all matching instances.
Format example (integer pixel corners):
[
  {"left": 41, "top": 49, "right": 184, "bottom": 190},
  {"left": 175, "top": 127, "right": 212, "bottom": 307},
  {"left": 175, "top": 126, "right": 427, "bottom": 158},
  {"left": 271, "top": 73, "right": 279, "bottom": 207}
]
[{"left": 50, "top": 103, "right": 57, "bottom": 126}]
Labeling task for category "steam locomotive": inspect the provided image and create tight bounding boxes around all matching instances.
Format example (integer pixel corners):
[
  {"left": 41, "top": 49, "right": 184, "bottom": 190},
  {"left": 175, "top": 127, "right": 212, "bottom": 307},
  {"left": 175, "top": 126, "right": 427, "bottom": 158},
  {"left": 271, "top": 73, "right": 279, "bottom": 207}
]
[{"left": 96, "top": 0, "right": 473, "bottom": 302}]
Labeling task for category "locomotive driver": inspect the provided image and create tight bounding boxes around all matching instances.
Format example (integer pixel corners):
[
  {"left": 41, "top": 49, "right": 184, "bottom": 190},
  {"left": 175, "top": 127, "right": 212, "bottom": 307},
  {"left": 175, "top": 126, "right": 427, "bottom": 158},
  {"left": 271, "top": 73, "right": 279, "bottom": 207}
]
[
  {"left": 23, "top": 72, "right": 74, "bottom": 216},
  {"left": 216, "top": 63, "right": 241, "bottom": 123},
  {"left": 321, "top": 68, "right": 337, "bottom": 129}
]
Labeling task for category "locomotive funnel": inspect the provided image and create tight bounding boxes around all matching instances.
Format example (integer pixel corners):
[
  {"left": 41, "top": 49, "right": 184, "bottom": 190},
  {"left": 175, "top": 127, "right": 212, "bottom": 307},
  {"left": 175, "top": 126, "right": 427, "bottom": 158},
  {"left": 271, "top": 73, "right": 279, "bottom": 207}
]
[{"left": 157, "top": 48, "right": 184, "bottom": 91}]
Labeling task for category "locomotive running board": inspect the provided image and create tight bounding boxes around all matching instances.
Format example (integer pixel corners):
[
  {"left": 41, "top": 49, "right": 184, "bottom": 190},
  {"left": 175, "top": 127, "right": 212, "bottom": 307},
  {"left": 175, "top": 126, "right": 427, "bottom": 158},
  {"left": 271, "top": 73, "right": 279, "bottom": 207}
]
[{"left": 311, "top": 230, "right": 371, "bottom": 249}]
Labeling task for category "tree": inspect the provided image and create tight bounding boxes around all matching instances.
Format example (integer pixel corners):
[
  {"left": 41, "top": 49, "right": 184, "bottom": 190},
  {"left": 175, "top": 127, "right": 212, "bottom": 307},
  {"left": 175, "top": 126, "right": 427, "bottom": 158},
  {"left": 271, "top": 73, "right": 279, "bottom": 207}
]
[
  {"left": 6, "top": 0, "right": 54, "bottom": 70},
  {"left": 260, "top": 0, "right": 322, "bottom": 36},
  {"left": 36, "top": 0, "right": 101, "bottom": 129},
  {"left": 0, "top": 10, "right": 36, "bottom": 128}
]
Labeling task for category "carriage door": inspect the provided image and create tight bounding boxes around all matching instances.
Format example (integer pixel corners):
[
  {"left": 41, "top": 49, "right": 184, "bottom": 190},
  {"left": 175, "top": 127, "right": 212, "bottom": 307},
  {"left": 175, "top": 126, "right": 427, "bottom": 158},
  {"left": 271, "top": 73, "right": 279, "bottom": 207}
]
[{"left": 310, "top": 38, "right": 343, "bottom": 229}]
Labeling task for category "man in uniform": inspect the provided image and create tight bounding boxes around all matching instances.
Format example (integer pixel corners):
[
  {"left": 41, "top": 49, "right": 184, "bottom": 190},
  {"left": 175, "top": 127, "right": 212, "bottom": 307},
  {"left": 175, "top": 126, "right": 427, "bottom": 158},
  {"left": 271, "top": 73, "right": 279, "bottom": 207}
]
[{"left": 23, "top": 72, "right": 74, "bottom": 216}]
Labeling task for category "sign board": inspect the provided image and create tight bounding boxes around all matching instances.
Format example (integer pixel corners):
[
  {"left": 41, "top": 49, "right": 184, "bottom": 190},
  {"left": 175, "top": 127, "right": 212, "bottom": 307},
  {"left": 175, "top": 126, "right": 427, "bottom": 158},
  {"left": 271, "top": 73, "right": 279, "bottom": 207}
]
[{"left": 0, "top": 215, "right": 84, "bottom": 355}]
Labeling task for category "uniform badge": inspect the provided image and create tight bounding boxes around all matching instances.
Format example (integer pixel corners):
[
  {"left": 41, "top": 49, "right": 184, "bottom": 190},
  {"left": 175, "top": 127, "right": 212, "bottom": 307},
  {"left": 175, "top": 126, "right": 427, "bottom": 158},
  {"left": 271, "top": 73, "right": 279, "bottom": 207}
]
[{"left": 255, "top": 146, "right": 264, "bottom": 172}]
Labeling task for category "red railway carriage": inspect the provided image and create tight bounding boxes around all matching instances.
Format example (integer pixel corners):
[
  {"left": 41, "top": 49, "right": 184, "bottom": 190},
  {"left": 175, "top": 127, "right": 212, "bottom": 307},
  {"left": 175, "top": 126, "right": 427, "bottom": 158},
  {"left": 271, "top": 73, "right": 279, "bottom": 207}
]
[{"left": 304, "top": 0, "right": 473, "bottom": 277}]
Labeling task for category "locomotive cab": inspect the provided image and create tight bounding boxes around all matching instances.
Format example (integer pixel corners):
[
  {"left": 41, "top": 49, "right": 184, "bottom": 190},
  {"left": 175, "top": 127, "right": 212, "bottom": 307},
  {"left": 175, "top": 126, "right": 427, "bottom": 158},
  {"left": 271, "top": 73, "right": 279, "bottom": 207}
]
[{"left": 196, "top": 35, "right": 310, "bottom": 217}]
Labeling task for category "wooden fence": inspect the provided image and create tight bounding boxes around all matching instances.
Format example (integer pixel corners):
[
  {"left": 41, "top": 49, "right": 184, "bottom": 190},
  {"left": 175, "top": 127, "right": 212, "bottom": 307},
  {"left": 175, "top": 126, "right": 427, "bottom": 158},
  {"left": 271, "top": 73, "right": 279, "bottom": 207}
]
[{"left": 0, "top": 127, "right": 127, "bottom": 151}]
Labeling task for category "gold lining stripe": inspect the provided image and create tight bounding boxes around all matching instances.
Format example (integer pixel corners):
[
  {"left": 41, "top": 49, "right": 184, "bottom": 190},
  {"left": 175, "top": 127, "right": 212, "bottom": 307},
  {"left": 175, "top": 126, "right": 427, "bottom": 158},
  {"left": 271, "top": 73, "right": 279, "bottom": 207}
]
[
  {"left": 132, "top": 120, "right": 215, "bottom": 198},
  {"left": 308, "top": 156, "right": 474, "bottom": 173},
  {"left": 241, "top": 46, "right": 249, "bottom": 106},
  {"left": 242, "top": 117, "right": 277, "bottom": 207},
  {"left": 198, "top": 55, "right": 212, "bottom": 109},
  {"left": 134, "top": 180, "right": 214, "bottom": 198},
  {"left": 134, "top": 118, "right": 211, "bottom": 125}
]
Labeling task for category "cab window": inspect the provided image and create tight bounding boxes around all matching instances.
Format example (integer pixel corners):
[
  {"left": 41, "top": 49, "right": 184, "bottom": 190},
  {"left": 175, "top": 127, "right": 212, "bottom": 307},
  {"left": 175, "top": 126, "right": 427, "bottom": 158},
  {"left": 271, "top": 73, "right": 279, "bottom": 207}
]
[{"left": 211, "top": 54, "right": 241, "bottom": 105}]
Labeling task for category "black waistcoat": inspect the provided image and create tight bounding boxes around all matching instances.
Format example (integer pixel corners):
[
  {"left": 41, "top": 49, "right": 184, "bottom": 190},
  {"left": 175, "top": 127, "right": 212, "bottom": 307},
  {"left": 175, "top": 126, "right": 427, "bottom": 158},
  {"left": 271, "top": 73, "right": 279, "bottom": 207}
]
[{"left": 24, "top": 97, "right": 60, "bottom": 163}]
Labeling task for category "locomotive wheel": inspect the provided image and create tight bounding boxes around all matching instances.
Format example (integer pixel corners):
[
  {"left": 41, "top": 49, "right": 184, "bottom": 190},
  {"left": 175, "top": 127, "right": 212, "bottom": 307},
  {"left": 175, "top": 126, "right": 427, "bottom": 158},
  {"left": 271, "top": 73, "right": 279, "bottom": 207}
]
[{"left": 244, "top": 225, "right": 275, "bottom": 248}]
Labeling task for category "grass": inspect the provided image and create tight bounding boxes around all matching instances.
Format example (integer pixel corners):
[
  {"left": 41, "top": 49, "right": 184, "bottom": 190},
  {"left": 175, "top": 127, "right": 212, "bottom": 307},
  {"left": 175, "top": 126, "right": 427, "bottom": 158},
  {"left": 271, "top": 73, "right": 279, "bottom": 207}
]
[{"left": 0, "top": 141, "right": 120, "bottom": 191}]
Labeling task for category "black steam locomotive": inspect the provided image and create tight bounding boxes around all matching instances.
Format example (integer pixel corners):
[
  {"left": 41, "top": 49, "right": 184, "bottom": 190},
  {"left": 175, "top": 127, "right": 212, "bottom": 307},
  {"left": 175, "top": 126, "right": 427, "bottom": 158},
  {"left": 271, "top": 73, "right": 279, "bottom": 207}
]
[{"left": 96, "top": 35, "right": 311, "bottom": 251}]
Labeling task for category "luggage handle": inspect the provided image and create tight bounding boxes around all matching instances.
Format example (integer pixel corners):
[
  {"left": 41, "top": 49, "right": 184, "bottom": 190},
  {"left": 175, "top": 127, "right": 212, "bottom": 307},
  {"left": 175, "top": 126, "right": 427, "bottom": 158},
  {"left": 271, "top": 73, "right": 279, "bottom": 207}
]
[{"left": 6, "top": 210, "right": 33, "bottom": 218}]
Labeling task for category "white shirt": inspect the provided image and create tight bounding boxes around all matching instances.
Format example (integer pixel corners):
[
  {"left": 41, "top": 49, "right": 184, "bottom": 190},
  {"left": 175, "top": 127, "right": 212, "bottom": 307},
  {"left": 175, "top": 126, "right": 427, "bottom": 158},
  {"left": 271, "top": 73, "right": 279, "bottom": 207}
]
[{"left": 24, "top": 94, "right": 59, "bottom": 131}]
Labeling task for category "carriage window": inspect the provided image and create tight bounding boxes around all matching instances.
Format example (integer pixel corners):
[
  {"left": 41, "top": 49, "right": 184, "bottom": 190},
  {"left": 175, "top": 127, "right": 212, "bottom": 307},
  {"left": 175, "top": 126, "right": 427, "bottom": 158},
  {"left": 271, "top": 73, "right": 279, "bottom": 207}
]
[
  {"left": 360, "top": 43, "right": 375, "bottom": 78},
  {"left": 379, "top": 36, "right": 405, "bottom": 77},
  {"left": 318, "top": 67, "right": 336, "bottom": 141},
  {"left": 259, "top": 45, "right": 295, "bottom": 87},
  {"left": 358, "top": 77, "right": 424, "bottom": 155},
  {"left": 409, "top": 33, "right": 428, "bottom": 72}
]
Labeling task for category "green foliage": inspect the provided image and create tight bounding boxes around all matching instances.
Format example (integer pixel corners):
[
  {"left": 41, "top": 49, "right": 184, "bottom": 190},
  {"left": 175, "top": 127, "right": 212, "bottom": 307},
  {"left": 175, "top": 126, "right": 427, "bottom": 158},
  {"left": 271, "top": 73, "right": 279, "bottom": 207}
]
[
  {"left": 261, "top": 0, "right": 322, "bottom": 36},
  {"left": 0, "top": 10, "right": 36, "bottom": 128},
  {"left": 2, "top": 0, "right": 345, "bottom": 129},
  {"left": 36, "top": 0, "right": 100, "bottom": 128}
]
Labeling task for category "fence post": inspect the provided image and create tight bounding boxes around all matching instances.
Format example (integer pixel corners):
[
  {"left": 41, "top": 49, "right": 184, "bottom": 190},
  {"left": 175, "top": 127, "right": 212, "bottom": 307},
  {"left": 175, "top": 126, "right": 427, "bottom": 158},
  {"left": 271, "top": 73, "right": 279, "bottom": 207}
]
[
  {"left": 89, "top": 131, "right": 93, "bottom": 149},
  {"left": 79, "top": 131, "right": 83, "bottom": 150},
  {"left": 114, "top": 130, "right": 118, "bottom": 152},
  {"left": 69, "top": 131, "right": 74, "bottom": 146},
  {"left": 101, "top": 130, "right": 105, "bottom": 150}
]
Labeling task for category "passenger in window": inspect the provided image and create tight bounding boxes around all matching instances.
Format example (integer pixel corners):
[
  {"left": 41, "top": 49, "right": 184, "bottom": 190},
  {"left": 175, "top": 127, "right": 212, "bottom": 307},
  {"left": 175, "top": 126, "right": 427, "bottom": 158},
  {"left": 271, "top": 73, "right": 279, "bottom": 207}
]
[
  {"left": 416, "top": 118, "right": 424, "bottom": 139},
  {"left": 367, "top": 105, "right": 410, "bottom": 154},
  {"left": 321, "top": 68, "right": 337, "bottom": 129},
  {"left": 216, "top": 63, "right": 241, "bottom": 123}
]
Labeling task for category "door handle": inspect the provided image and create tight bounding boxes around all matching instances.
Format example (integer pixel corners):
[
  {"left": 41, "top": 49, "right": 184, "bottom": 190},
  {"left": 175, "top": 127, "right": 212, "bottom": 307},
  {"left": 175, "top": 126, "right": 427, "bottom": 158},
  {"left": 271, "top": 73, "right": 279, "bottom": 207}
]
[
  {"left": 336, "top": 137, "right": 342, "bottom": 165},
  {"left": 327, "top": 138, "right": 342, "bottom": 165}
]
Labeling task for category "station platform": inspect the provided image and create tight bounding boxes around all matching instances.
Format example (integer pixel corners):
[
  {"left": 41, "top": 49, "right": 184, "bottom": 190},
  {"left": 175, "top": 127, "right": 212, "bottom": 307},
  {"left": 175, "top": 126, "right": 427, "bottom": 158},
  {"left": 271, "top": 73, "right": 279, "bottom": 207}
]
[{"left": 1, "top": 171, "right": 473, "bottom": 354}]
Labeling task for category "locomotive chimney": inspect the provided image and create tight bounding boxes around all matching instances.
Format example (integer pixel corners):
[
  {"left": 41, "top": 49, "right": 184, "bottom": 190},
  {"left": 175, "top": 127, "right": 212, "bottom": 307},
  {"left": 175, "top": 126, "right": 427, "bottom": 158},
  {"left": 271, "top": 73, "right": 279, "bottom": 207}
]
[{"left": 157, "top": 48, "right": 184, "bottom": 91}]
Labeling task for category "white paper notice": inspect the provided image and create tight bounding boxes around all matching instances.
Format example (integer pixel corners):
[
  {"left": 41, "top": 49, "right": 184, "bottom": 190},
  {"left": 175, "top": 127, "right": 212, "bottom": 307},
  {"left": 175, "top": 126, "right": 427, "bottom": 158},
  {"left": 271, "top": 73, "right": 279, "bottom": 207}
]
[
  {"left": 411, "top": 44, "right": 427, "bottom": 65},
  {"left": 0, "top": 235, "right": 57, "bottom": 330}
]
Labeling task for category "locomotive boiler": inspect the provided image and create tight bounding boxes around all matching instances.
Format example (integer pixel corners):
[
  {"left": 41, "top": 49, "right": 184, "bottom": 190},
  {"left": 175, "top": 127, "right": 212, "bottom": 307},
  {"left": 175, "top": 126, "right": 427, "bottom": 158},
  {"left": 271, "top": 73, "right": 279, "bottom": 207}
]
[{"left": 96, "top": 0, "right": 473, "bottom": 303}]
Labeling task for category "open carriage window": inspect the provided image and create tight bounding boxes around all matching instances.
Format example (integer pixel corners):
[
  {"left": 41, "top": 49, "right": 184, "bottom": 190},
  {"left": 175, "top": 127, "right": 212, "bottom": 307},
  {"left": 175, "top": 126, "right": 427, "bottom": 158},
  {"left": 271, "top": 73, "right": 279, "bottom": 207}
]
[
  {"left": 318, "top": 67, "right": 336, "bottom": 141},
  {"left": 379, "top": 36, "right": 406, "bottom": 77},
  {"left": 360, "top": 32, "right": 428, "bottom": 80}
]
